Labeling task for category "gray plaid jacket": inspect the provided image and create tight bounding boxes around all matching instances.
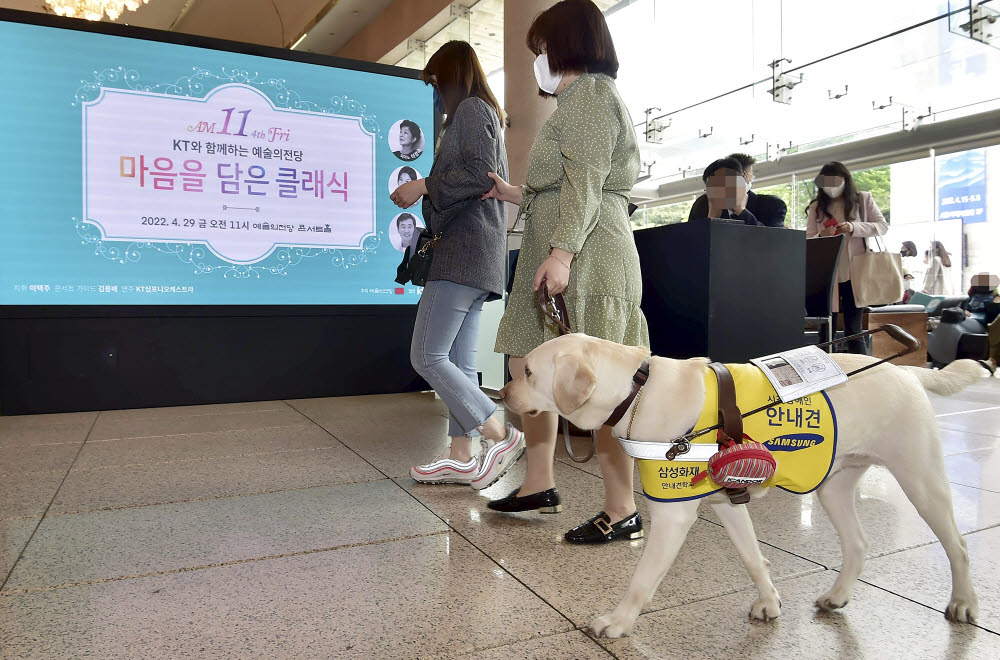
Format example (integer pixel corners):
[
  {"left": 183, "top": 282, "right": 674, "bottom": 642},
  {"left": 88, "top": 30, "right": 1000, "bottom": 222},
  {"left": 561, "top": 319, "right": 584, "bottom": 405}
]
[{"left": 422, "top": 97, "right": 509, "bottom": 300}]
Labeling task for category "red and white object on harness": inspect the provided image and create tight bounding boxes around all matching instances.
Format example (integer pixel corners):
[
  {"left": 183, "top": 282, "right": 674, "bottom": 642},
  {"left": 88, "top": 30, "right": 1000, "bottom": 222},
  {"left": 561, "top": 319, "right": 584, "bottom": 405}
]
[{"left": 691, "top": 432, "right": 776, "bottom": 489}]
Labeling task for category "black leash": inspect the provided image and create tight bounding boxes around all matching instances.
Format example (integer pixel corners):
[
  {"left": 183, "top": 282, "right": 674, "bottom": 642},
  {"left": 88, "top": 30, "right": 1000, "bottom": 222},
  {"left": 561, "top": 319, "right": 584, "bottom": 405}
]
[{"left": 537, "top": 283, "right": 598, "bottom": 463}]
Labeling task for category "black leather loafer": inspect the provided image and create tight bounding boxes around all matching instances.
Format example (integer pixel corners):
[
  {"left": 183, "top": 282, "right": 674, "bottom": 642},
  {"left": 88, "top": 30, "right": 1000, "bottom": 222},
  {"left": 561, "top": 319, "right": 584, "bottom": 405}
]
[
  {"left": 487, "top": 487, "right": 562, "bottom": 513},
  {"left": 564, "top": 510, "right": 643, "bottom": 544}
]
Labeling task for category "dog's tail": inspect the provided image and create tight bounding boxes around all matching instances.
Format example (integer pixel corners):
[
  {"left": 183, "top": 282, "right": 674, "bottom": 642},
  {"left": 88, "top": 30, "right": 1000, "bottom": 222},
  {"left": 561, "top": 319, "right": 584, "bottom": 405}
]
[{"left": 903, "top": 359, "right": 988, "bottom": 396}]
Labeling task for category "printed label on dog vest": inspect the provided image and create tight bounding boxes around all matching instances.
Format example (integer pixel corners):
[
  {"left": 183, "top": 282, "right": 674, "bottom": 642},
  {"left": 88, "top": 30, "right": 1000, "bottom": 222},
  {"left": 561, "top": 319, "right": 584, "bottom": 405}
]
[
  {"left": 639, "top": 364, "right": 837, "bottom": 502},
  {"left": 750, "top": 346, "right": 847, "bottom": 403}
]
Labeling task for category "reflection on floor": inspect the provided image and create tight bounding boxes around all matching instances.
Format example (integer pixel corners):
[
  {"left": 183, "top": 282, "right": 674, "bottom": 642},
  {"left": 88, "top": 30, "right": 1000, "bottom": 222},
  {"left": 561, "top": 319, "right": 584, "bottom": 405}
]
[{"left": 1, "top": 375, "right": 999, "bottom": 658}]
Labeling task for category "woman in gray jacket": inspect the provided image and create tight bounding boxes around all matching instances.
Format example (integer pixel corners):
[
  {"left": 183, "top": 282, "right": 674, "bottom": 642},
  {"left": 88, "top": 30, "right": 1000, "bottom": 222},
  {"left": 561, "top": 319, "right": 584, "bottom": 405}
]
[{"left": 390, "top": 41, "right": 524, "bottom": 490}]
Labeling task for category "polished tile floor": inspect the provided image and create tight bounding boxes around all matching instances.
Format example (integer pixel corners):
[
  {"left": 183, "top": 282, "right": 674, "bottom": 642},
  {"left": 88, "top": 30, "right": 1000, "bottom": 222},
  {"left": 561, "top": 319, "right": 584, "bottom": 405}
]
[{"left": 1, "top": 375, "right": 999, "bottom": 659}]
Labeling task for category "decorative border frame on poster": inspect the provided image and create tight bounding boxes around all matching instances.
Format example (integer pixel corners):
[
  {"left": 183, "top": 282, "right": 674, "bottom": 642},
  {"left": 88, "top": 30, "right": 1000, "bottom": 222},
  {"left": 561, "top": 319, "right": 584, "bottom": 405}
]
[{"left": 71, "top": 66, "right": 384, "bottom": 279}]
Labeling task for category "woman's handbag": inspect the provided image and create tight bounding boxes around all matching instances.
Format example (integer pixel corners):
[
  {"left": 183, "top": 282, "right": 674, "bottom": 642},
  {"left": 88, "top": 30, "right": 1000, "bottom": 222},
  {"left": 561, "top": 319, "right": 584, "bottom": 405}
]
[
  {"left": 850, "top": 234, "right": 904, "bottom": 307},
  {"left": 395, "top": 228, "right": 442, "bottom": 287},
  {"left": 536, "top": 284, "right": 597, "bottom": 463}
]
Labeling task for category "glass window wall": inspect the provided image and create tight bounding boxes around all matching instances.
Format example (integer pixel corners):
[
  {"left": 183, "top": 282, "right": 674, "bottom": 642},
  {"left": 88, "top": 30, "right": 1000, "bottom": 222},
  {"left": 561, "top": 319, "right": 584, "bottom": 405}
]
[{"left": 606, "top": 0, "right": 1000, "bottom": 192}]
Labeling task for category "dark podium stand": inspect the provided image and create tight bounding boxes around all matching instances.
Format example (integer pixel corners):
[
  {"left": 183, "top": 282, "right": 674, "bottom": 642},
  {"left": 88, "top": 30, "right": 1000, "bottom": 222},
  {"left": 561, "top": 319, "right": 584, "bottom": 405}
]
[{"left": 634, "top": 218, "right": 805, "bottom": 363}]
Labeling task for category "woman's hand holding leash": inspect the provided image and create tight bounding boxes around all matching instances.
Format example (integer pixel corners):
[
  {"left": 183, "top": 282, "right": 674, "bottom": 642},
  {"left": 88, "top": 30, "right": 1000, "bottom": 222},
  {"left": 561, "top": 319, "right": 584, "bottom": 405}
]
[{"left": 534, "top": 248, "right": 573, "bottom": 294}]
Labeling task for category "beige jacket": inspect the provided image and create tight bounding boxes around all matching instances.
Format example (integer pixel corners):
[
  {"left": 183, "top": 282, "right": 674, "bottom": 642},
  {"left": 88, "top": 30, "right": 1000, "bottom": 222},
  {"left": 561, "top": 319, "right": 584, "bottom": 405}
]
[{"left": 806, "top": 191, "right": 888, "bottom": 284}]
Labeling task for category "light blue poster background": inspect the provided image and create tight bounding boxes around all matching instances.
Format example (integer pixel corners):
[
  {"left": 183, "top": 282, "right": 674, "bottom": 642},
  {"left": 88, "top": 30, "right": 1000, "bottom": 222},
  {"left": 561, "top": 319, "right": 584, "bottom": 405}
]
[
  {"left": 0, "top": 20, "right": 433, "bottom": 305},
  {"left": 936, "top": 149, "right": 986, "bottom": 225}
]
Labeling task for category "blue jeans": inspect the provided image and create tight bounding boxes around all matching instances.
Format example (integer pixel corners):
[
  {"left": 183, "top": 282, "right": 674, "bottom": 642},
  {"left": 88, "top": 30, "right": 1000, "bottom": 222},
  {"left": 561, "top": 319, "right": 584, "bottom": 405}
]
[{"left": 410, "top": 280, "right": 498, "bottom": 437}]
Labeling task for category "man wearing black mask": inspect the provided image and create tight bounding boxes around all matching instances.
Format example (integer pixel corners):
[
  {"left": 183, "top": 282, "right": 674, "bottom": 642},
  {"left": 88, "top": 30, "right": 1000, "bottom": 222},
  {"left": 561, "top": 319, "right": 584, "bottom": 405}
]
[{"left": 688, "top": 153, "right": 787, "bottom": 227}]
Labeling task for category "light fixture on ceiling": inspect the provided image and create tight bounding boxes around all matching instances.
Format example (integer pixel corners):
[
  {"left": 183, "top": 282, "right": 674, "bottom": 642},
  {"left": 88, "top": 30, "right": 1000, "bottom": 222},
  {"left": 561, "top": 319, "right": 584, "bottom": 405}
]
[
  {"left": 643, "top": 107, "right": 670, "bottom": 144},
  {"left": 828, "top": 85, "right": 849, "bottom": 100},
  {"left": 910, "top": 106, "right": 934, "bottom": 131},
  {"left": 871, "top": 96, "right": 923, "bottom": 130},
  {"left": 46, "top": 0, "right": 151, "bottom": 21},
  {"left": 768, "top": 58, "right": 802, "bottom": 105},
  {"left": 952, "top": 0, "right": 998, "bottom": 48},
  {"left": 872, "top": 96, "right": 896, "bottom": 111},
  {"left": 291, "top": 33, "right": 308, "bottom": 50}
]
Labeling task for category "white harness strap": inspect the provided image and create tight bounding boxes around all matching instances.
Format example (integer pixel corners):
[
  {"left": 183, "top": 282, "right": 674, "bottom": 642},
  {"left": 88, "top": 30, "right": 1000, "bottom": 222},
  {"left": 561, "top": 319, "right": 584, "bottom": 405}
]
[{"left": 617, "top": 438, "right": 718, "bottom": 462}]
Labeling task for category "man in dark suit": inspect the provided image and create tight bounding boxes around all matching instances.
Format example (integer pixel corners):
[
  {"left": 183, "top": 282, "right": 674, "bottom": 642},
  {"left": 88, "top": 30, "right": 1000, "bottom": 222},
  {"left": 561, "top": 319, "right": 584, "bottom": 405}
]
[
  {"left": 688, "top": 153, "right": 787, "bottom": 227},
  {"left": 697, "top": 158, "right": 761, "bottom": 225}
]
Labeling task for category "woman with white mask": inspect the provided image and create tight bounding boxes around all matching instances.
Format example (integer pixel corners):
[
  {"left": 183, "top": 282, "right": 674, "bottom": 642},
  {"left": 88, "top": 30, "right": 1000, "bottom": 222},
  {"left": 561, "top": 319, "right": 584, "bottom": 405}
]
[
  {"left": 806, "top": 161, "right": 888, "bottom": 354},
  {"left": 481, "top": 0, "right": 649, "bottom": 545}
]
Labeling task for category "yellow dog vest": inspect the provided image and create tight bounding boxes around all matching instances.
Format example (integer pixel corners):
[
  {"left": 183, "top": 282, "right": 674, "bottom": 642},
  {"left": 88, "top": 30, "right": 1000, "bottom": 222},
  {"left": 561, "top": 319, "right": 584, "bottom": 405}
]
[{"left": 638, "top": 364, "right": 838, "bottom": 502}]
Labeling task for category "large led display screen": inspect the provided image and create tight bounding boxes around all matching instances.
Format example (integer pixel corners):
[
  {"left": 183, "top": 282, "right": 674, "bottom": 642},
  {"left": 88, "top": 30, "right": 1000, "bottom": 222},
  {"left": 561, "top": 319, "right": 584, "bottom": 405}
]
[{"left": 0, "top": 16, "right": 433, "bottom": 304}]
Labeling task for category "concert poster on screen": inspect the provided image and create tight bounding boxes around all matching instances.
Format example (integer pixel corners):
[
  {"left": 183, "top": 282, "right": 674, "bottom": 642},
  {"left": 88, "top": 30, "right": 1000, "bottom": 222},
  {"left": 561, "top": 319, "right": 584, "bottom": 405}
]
[{"left": 0, "top": 17, "right": 433, "bottom": 305}]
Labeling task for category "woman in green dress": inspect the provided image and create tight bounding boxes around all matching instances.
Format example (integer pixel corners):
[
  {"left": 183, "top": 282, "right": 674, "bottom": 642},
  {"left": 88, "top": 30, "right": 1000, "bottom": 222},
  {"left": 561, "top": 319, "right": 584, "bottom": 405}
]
[{"left": 482, "top": 0, "right": 649, "bottom": 544}]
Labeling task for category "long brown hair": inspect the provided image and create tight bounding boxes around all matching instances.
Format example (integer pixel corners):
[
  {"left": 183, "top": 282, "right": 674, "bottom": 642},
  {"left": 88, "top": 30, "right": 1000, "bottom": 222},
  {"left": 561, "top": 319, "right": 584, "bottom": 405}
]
[
  {"left": 809, "top": 161, "right": 861, "bottom": 222},
  {"left": 420, "top": 41, "right": 503, "bottom": 126},
  {"left": 929, "top": 240, "right": 952, "bottom": 268}
]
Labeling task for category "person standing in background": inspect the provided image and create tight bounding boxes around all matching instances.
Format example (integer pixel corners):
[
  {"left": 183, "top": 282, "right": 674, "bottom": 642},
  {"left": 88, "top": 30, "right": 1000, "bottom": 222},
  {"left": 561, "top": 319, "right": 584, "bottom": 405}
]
[
  {"left": 687, "top": 153, "right": 787, "bottom": 227},
  {"left": 482, "top": 0, "right": 649, "bottom": 545},
  {"left": 900, "top": 240, "right": 925, "bottom": 290},
  {"left": 989, "top": 313, "right": 1000, "bottom": 372},
  {"left": 806, "top": 161, "right": 888, "bottom": 355},
  {"left": 390, "top": 41, "right": 524, "bottom": 490},
  {"left": 922, "top": 240, "right": 954, "bottom": 296}
]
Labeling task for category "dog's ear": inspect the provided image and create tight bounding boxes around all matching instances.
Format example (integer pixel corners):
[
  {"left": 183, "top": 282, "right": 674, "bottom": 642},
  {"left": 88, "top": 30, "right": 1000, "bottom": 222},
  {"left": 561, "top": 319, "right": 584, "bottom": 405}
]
[{"left": 552, "top": 353, "right": 598, "bottom": 415}]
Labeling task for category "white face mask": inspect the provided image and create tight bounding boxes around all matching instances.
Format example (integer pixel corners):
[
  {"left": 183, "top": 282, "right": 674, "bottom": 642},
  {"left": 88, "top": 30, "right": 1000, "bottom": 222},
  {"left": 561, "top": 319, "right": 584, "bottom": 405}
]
[
  {"left": 533, "top": 53, "right": 563, "bottom": 95},
  {"left": 821, "top": 183, "right": 845, "bottom": 198}
]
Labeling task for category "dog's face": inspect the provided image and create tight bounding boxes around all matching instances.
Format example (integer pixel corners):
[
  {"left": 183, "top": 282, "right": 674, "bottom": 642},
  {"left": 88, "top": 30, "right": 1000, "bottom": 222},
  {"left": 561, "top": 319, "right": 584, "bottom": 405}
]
[{"left": 501, "top": 334, "right": 651, "bottom": 430}]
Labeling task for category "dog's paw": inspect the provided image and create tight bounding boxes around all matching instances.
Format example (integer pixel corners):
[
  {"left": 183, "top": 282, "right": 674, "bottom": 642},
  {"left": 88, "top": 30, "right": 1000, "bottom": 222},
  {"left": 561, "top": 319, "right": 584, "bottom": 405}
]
[
  {"left": 749, "top": 594, "right": 782, "bottom": 621},
  {"left": 945, "top": 597, "right": 978, "bottom": 624},
  {"left": 590, "top": 610, "right": 637, "bottom": 639},
  {"left": 815, "top": 588, "right": 850, "bottom": 612}
]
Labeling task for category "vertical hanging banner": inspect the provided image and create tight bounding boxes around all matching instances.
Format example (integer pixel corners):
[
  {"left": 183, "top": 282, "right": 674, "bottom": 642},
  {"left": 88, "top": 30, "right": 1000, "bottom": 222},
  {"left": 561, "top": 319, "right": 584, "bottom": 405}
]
[{"left": 937, "top": 149, "right": 987, "bottom": 224}]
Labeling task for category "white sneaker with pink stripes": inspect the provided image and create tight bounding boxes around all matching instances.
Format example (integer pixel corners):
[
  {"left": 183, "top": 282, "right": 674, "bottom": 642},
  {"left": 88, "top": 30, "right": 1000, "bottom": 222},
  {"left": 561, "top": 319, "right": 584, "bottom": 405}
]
[
  {"left": 471, "top": 424, "right": 525, "bottom": 491},
  {"left": 409, "top": 450, "right": 479, "bottom": 485}
]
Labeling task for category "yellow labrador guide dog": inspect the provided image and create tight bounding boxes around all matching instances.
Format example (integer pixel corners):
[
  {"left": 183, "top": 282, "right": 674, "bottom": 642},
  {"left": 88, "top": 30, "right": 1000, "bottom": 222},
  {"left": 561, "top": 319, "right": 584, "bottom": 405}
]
[{"left": 500, "top": 333, "right": 983, "bottom": 638}]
